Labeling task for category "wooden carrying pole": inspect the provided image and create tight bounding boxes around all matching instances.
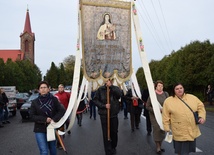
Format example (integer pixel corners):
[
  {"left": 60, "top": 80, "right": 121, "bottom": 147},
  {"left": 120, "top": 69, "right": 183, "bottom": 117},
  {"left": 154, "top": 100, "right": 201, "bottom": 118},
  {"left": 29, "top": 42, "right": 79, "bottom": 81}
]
[
  {"left": 107, "top": 85, "right": 110, "bottom": 141},
  {"left": 55, "top": 130, "right": 67, "bottom": 154}
]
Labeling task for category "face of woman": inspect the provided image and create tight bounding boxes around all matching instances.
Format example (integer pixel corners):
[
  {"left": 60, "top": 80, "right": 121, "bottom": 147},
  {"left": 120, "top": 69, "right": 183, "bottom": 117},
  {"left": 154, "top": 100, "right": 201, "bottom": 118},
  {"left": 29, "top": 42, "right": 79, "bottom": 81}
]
[
  {"left": 39, "top": 84, "right": 49, "bottom": 95},
  {"left": 156, "top": 83, "right": 163, "bottom": 92},
  {"left": 105, "top": 14, "right": 110, "bottom": 22},
  {"left": 174, "top": 84, "right": 184, "bottom": 97}
]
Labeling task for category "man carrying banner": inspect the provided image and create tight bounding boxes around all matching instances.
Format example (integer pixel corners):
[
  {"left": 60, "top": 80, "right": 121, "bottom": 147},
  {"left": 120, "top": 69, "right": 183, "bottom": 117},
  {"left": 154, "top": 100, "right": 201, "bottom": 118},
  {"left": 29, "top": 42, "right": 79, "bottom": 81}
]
[{"left": 93, "top": 78, "right": 122, "bottom": 155}]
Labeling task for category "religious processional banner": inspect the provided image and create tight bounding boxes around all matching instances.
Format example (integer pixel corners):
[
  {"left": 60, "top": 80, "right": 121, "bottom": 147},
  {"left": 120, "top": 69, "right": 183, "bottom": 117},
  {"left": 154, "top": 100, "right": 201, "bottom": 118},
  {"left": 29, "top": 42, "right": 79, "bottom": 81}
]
[{"left": 81, "top": 0, "right": 132, "bottom": 82}]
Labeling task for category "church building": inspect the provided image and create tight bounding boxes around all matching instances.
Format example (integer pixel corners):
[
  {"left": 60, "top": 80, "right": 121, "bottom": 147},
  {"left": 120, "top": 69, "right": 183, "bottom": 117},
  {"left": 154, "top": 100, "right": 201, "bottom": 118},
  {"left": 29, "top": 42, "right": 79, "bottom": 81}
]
[{"left": 0, "top": 9, "right": 35, "bottom": 64}]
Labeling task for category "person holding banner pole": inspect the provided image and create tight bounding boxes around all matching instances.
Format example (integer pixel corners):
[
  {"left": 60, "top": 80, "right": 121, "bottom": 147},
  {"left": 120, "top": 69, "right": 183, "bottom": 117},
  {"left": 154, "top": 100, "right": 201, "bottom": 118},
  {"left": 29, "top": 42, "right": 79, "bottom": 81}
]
[{"left": 93, "top": 78, "right": 122, "bottom": 155}]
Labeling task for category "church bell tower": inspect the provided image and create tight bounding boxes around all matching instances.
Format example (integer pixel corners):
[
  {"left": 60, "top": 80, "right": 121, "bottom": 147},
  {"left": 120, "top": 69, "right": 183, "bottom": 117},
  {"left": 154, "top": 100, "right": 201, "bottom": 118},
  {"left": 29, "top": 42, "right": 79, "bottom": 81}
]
[{"left": 20, "top": 8, "right": 35, "bottom": 64}]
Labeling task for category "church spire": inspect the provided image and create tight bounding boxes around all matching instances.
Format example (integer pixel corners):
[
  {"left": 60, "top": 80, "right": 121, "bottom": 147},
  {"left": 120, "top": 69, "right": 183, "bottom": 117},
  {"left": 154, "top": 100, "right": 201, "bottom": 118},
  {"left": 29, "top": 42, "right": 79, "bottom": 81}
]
[{"left": 23, "top": 8, "right": 32, "bottom": 34}]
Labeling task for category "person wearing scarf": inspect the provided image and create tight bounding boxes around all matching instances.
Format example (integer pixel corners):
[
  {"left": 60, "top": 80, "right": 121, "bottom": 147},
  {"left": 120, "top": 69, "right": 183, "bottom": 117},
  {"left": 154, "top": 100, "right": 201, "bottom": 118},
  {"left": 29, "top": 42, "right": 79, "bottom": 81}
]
[
  {"left": 30, "top": 81, "right": 65, "bottom": 155},
  {"left": 146, "top": 80, "right": 169, "bottom": 154}
]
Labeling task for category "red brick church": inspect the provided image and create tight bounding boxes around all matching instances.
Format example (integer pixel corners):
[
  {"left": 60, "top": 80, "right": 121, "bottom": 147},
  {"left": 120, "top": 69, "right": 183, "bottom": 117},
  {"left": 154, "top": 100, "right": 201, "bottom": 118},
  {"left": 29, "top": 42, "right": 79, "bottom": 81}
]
[{"left": 0, "top": 9, "right": 35, "bottom": 64}]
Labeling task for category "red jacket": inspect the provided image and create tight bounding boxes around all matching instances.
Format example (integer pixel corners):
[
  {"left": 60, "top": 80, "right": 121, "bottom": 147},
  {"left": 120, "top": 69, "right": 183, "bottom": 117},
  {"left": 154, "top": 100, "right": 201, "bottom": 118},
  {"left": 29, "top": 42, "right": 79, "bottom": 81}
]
[{"left": 55, "top": 91, "right": 70, "bottom": 109}]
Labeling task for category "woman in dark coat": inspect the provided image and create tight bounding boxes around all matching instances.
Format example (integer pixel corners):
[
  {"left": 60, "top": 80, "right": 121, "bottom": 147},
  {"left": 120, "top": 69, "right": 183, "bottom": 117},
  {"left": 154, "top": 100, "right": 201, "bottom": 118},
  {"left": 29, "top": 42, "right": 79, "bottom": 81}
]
[
  {"left": 76, "top": 94, "right": 87, "bottom": 126},
  {"left": 123, "top": 88, "right": 142, "bottom": 132},
  {"left": 30, "top": 81, "right": 65, "bottom": 155}
]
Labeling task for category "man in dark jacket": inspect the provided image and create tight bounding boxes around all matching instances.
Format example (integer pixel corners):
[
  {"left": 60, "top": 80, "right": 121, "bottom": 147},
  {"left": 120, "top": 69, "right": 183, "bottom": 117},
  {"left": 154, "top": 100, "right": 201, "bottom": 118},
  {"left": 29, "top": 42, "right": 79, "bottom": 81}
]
[
  {"left": 93, "top": 78, "right": 122, "bottom": 155},
  {"left": 142, "top": 88, "right": 152, "bottom": 135},
  {"left": 123, "top": 88, "right": 142, "bottom": 132},
  {"left": 0, "top": 93, "right": 5, "bottom": 127},
  {"left": 0, "top": 88, "right": 10, "bottom": 124}
]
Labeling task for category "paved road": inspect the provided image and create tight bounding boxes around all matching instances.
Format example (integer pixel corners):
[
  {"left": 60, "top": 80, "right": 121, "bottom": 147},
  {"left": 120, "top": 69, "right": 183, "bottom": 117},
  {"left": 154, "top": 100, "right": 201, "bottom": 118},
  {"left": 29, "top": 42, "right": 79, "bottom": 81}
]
[{"left": 0, "top": 109, "right": 213, "bottom": 155}]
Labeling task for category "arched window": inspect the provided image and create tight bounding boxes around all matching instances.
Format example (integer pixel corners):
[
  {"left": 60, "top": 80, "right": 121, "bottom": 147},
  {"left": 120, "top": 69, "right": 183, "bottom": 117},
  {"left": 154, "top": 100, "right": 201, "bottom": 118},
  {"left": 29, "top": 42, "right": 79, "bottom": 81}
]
[{"left": 25, "top": 40, "right": 29, "bottom": 53}]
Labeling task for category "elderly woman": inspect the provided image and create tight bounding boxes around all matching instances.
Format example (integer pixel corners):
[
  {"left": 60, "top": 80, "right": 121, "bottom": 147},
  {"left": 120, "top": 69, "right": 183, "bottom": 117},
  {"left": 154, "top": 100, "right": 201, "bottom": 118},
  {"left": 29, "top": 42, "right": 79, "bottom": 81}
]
[
  {"left": 162, "top": 83, "right": 206, "bottom": 155},
  {"left": 146, "top": 80, "right": 169, "bottom": 154}
]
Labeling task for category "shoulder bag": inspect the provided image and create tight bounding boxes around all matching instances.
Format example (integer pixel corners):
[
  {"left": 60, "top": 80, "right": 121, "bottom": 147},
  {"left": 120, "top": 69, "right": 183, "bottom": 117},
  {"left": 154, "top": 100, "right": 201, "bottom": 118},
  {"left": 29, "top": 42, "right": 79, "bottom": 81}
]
[{"left": 178, "top": 97, "right": 200, "bottom": 124}]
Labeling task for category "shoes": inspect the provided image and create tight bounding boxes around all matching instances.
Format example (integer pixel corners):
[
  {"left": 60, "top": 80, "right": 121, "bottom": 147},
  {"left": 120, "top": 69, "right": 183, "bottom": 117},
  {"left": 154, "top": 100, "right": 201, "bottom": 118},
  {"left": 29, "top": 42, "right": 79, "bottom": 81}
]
[
  {"left": 131, "top": 128, "right": 134, "bottom": 132},
  {"left": 156, "top": 150, "right": 162, "bottom": 154},
  {"left": 68, "top": 130, "right": 71, "bottom": 135},
  {"left": 90, "top": 116, "right": 92, "bottom": 119},
  {"left": 6, "top": 120, "right": 10, "bottom": 124},
  {"left": 2, "top": 121, "right": 6, "bottom": 124},
  {"left": 0, "top": 125, "right": 4, "bottom": 128},
  {"left": 57, "top": 144, "right": 63, "bottom": 150},
  {"left": 156, "top": 148, "right": 164, "bottom": 154},
  {"left": 112, "top": 148, "right": 117, "bottom": 154},
  {"left": 57, "top": 146, "right": 63, "bottom": 150},
  {"left": 94, "top": 118, "right": 96, "bottom": 120},
  {"left": 147, "top": 132, "right": 151, "bottom": 136},
  {"left": 136, "top": 126, "right": 139, "bottom": 129},
  {"left": 161, "top": 148, "right": 165, "bottom": 152}
]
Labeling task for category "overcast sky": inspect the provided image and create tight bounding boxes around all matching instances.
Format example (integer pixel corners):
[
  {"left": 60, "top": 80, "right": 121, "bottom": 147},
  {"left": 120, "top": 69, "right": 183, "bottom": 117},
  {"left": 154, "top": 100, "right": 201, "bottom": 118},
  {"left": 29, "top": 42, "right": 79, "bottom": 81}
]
[{"left": 0, "top": 0, "right": 214, "bottom": 76}]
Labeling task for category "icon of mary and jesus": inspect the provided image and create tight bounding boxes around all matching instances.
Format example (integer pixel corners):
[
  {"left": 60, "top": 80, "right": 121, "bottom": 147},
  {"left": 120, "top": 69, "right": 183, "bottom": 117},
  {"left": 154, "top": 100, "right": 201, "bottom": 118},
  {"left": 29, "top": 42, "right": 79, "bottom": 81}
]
[{"left": 97, "top": 13, "right": 116, "bottom": 40}]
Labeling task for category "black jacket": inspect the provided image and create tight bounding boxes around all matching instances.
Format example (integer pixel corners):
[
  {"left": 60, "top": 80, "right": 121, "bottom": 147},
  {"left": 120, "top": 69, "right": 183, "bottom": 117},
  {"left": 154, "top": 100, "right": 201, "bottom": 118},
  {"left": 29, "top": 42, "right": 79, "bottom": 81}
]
[
  {"left": 1, "top": 92, "right": 8, "bottom": 104},
  {"left": 30, "top": 93, "right": 65, "bottom": 133},
  {"left": 123, "top": 89, "right": 142, "bottom": 114},
  {"left": 93, "top": 85, "right": 122, "bottom": 118},
  {"left": 0, "top": 94, "right": 4, "bottom": 107}
]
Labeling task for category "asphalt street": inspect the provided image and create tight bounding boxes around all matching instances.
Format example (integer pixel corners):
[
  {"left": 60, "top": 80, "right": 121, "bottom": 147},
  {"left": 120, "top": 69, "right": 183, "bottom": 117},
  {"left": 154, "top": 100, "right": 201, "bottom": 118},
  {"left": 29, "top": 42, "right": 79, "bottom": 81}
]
[{"left": 0, "top": 109, "right": 213, "bottom": 155}]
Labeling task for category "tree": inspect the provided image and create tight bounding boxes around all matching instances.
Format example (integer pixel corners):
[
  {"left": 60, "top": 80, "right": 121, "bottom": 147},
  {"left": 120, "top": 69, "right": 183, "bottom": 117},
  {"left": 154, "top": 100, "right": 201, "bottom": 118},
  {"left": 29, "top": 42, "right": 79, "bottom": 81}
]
[
  {"left": 45, "top": 62, "right": 59, "bottom": 89},
  {"left": 16, "top": 60, "right": 42, "bottom": 91},
  {"left": 136, "top": 40, "right": 214, "bottom": 100}
]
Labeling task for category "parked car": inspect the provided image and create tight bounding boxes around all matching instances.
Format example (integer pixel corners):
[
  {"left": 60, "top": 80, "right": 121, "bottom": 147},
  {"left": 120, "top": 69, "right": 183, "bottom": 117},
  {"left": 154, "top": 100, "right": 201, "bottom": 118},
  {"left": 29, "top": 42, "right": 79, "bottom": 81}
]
[
  {"left": 16, "top": 93, "right": 29, "bottom": 109},
  {"left": 65, "top": 85, "right": 72, "bottom": 90},
  {"left": 20, "top": 93, "right": 39, "bottom": 119},
  {"left": 7, "top": 99, "right": 17, "bottom": 116}
]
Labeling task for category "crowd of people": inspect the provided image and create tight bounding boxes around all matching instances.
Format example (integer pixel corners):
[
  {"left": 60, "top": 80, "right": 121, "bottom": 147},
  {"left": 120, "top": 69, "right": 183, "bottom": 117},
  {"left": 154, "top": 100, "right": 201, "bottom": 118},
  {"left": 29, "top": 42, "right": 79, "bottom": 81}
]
[{"left": 1, "top": 79, "right": 206, "bottom": 155}]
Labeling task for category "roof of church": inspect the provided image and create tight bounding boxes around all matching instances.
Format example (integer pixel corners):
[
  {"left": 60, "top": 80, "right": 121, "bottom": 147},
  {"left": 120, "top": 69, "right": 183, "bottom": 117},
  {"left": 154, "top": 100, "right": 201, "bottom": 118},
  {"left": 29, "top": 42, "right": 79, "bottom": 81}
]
[
  {"left": 0, "top": 50, "right": 24, "bottom": 62},
  {"left": 24, "top": 8, "right": 32, "bottom": 34},
  {"left": 20, "top": 8, "right": 34, "bottom": 37}
]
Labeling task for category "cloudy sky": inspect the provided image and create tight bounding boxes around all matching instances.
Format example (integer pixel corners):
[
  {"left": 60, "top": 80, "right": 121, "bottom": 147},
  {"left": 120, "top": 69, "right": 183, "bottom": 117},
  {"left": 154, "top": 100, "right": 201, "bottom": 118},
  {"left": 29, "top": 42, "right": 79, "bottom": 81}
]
[{"left": 0, "top": 0, "right": 213, "bottom": 76}]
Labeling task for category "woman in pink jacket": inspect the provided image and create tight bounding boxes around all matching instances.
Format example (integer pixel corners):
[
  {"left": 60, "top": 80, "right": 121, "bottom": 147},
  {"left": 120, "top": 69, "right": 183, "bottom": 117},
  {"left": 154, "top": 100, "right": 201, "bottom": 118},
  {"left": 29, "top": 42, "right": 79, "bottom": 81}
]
[{"left": 162, "top": 83, "right": 206, "bottom": 155}]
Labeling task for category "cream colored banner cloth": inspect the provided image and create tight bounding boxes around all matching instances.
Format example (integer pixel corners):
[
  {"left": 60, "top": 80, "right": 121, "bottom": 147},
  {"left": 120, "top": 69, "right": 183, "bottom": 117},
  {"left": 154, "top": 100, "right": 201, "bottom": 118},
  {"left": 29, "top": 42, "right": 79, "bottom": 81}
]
[
  {"left": 131, "top": 0, "right": 163, "bottom": 130},
  {"left": 58, "top": 77, "right": 88, "bottom": 136},
  {"left": 47, "top": 1, "right": 82, "bottom": 140}
]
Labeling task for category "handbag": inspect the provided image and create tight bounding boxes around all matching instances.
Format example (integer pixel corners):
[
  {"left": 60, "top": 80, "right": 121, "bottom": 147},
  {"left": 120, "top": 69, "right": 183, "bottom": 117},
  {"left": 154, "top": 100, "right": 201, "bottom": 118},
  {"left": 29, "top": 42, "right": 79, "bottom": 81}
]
[
  {"left": 132, "top": 99, "right": 138, "bottom": 106},
  {"left": 178, "top": 97, "right": 200, "bottom": 124}
]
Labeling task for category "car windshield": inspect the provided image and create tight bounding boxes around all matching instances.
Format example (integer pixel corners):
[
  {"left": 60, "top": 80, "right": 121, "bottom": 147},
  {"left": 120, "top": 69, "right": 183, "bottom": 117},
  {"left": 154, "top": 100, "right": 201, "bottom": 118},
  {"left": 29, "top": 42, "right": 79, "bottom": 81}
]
[
  {"left": 28, "top": 93, "right": 39, "bottom": 101},
  {"left": 16, "top": 93, "right": 27, "bottom": 98}
]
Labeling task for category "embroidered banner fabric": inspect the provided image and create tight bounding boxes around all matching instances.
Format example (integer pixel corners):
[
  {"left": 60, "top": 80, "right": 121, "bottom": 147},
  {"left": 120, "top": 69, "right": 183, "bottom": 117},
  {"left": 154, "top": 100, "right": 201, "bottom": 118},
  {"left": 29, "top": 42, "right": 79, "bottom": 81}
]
[{"left": 81, "top": 0, "right": 132, "bottom": 82}]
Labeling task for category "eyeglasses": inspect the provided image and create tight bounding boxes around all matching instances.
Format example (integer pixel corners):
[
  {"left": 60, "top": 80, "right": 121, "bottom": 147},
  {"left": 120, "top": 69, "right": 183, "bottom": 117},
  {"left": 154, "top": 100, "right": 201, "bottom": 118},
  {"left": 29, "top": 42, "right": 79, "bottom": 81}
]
[{"left": 40, "top": 87, "right": 48, "bottom": 89}]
